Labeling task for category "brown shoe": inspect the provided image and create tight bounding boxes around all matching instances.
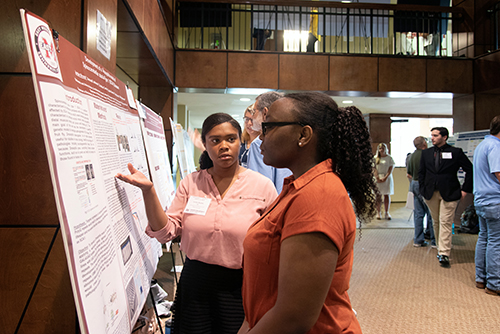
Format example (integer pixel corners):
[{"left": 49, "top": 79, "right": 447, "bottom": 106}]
[
  {"left": 476, "top": 281, "right": 485, "bottom": 289},
  {"left": 485, "top": 287, "right": 500, "bottom": 296}
]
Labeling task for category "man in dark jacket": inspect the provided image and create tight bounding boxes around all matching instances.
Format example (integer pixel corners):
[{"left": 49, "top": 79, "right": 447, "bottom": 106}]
[{"left": 419, "top": 127, "right": 473, "bottom": 267}]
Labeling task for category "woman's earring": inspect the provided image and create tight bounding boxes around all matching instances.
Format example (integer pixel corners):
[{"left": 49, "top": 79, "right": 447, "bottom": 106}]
[{"left": 298, "top": 142, "right": 303, "bottom": 147}]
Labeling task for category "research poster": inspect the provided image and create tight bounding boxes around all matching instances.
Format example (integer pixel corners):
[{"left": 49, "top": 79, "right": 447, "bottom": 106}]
[
  {"left": 449, "top": 130, "right": 489, "bottom": 184},
  {"left": 21, "top": 10, "right": 161, "bottom": 334},
  {"left": 169, "top": 119, "right": 196, "bottom": 179},
  {"left": 139, "top": 102, "right": 176, "bottom": 211}
]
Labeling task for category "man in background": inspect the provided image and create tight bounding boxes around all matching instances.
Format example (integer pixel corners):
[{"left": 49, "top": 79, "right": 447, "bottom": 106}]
[
  {"left": 473, "top": 115, "right": 500, "bottom": 295},
  {"left": 419, "top": 127, "right": 473, "bottom": 267},
  {"left": 247, "top": 92, "right": 291, "bottom": 193},
  {"left": 407, "top": 136, "right": 435, "bottom": 248}
]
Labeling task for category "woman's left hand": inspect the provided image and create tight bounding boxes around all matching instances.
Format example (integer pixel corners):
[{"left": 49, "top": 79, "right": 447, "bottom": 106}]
[{"left": 115, "top": 163, "right": 153, "bottom": 191}]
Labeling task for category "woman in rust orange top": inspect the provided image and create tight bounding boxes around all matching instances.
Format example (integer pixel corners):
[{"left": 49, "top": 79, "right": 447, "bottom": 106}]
[{"left": 238, "top": 92, "right": 379, "bottom": 334}]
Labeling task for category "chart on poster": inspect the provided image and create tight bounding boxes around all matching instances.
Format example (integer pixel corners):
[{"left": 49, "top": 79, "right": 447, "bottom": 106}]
[{"left": 21, "top": 9, "right": 163, "bottom": 334}]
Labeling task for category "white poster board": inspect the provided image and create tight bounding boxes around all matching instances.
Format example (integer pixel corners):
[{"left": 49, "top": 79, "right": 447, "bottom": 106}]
[
  {"left": 21, "top": 10, "right": 160, "bottom": 334},
  {"left": 449, "top": 130, "right": 489, "bottom": 185},
  {"left": 139, "top": 102, "right": 176, "bottom": 212},
  {"left": 169, "top": 119, "right": 196, "bottom": 179}
]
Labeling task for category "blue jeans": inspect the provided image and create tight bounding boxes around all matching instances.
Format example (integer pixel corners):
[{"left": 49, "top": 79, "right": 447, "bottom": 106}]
[
  {"left": 411, "top": 180, "right": 435, "bottom": 245},
  {"left": 475, "top": 204, "right": 500, "bottom": 290}
]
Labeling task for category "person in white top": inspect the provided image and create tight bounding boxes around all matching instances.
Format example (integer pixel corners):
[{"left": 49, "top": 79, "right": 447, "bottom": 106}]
[{"left": 374, "top": 143, "right": 395, "bottom": 220}]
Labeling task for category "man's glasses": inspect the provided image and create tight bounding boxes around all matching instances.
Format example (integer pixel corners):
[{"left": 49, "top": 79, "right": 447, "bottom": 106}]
[{"left": 261, "top": 122, "right": 306, "bottom": 136}]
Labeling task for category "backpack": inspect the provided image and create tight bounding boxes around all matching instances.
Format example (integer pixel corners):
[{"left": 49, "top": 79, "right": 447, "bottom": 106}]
[{"left": 460, "top": 204, "right": 479, "bottom": 234}]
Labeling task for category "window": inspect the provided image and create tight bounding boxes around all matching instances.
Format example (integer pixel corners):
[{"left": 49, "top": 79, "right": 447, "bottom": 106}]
[{"left": 391, "top": 117, "right": 453, "bottom": 166}]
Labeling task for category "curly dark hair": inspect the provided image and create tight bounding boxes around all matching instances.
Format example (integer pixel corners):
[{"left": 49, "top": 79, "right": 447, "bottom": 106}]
[
  {"left": 284, "top": 92, "right": 379, "bottom": 225},
  {"left": 199, "top": 113, "right": 242, "bottom": 170}
]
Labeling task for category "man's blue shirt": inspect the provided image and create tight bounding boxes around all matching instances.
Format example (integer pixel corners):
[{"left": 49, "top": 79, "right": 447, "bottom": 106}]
[
  {"left": 473, "top": 135, "right": 500, "bottom": 206},
  {"left": 247, "top": 137, "right": 292, "bottom": 194}
]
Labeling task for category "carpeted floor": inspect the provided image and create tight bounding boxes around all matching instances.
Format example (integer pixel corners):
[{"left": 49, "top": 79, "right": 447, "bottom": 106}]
[
  {"left": 153, "top": 203, "right": 500, "bottom": 333},
  {"left": 349, "top": 227, "right": 500, "bottom": 334}
]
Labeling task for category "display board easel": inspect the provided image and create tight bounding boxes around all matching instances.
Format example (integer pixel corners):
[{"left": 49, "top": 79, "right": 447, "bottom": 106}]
[{"left": 21, "top": 9, "right": 164, "bottom": 334}]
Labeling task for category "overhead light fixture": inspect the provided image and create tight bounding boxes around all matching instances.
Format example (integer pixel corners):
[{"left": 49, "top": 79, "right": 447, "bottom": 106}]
[
  {"left": 342, "top": 100, "right": 353, "bottom": 104},
  {"left": 341, "top": 1, "right": 352, "bottom": 3},
  {"left": 240, "top": 98, "right": 251, "bottom": 102}
]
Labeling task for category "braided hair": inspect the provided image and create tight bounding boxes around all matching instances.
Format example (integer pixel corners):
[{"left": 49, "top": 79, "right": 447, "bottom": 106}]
[
  {"left": 284, "top": 92, "right": 379, "bottom": 225},
  {"left": 198, "top": 113, "right": 242, "bottom": 170}
]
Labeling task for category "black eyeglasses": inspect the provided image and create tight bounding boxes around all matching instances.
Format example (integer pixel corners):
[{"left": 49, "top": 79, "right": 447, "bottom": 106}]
[{"left": 261, "top": 122, "right": 306, "bottom": 136}]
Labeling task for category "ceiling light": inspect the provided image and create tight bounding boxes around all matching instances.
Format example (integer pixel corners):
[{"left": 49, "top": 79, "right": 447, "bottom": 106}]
[
  {"left": 342, "top": 100, "right": 353, "bottom": 104},
  {"left": 341, "top": 1, "right": 352, "bottom": 3},
  {"left": 240, "top": 98, "right": 251, "bottom": 102}
]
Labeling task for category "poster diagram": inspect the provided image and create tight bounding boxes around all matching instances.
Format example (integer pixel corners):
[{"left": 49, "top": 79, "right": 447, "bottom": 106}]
[{"left": 21, "top": 9, "right": 161, "bottom": 334}]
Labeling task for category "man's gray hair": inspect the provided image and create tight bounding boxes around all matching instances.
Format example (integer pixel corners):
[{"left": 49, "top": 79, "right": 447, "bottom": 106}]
[
  {"left": 413, "top": 136, "right": 426, "bottom": 149},
  {"left": 254, "top": 91, "right": 284, "bottom": 113}
]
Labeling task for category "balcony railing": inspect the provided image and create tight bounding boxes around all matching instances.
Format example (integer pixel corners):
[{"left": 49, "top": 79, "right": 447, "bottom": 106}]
[{"left": 176, "top": 1, "right": 463, "bottom": 57}]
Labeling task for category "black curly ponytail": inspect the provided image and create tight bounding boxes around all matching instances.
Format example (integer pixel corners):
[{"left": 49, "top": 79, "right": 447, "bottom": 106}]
[{"left": 285, "top": 92, "right": 379, "bottom": 225}]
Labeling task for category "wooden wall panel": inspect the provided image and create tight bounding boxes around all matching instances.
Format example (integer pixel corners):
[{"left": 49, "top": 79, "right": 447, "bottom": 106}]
[
  {"left": 19, "top": 231, "right": 76, "bottom": 333},
  {"left": 427, "top": 59, "right": 473, "bottom": 94},
  {"left": 330, "top": 56, "right": 378, "bottom": 92},
  {"left": 227, "top": 53, "right": 279, "bottom": 89},
  {"left": 1, "top": 0, "right": 82, "bottom": 73},
  {"left": 379, "top": 58, "right": 426, "bottom": 92},
  {"left": 84, "top": 0, "right": 118, "bottom": 74},
  {"left": 175, "top": 51, "right": 227, "bottom": 88},
  {"left": 475, "top": 94, "right": 500, "bottom": 131},
  {"left": 279, "top": 54, "right": 329, "bottom": 91},
  {"left": 126, "top": 0, "right": 175, "bottom": 85},
  {"left": 364, "top": 114, "right": 392, "bottom": 154},
  {"left": 0, "top": 228, "right": 58, "bottom": 334},
  {"left": 475, "top": 50, "right": 500, "bottom": 94},
  {"left": 0, "top": 77, "right": 58, "bottom": 226},
  {"left": 142, "top": 0, "right": 173, "bottom": 78}
]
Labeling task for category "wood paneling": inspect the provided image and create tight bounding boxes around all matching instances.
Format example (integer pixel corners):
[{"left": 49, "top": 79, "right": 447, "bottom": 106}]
[
  {"left": 379, "top": 58, "right": 426, "bottom": 92},
  {"left": 475, "top": 94, "right": 500, "bottom": 131},
  {"left": 2, "top": 0, "right": 81, "bottom": 73},
  {"left": 125, "top": 0, "right": 175, "bottom": 85},
  {"left": 0, "top": 77, "right": 58, "bottom": 226},
  {"left": 0, "top": 228, "right": 60, "bottom": 334},
  {"left": 427, "top": 59, "right": 473, "bottom": 94},
  {"left": 364, "top": 114, "right": 392, "bottom": 154},
  {"left": 279, "top": 54, "right": 329, "bottom": 91},
  {"left": 85, "top": 0, "right": 118, "bottom": 74},
  {"left": 227, "top": 53, "right": 279, "bottom": 89},
  {"left": 17, "top": 231, "right": 76, "bottom": 333},
  {"left": 475, "top": 50, "right": 500, "bottom": 94},
  {"left": 176, "top": 51, "right": 227, "bottom": 88},
  {"left": 330, "top": 56, "right": 378, "bottom": 92}
]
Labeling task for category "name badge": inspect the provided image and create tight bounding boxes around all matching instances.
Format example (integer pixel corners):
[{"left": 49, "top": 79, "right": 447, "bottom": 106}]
[
  {"left": 442, "top": 152, "right": 452, "bottom": 159},
  {"left": 184, "top": 196, "right": 211, "bottom": 215}
]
